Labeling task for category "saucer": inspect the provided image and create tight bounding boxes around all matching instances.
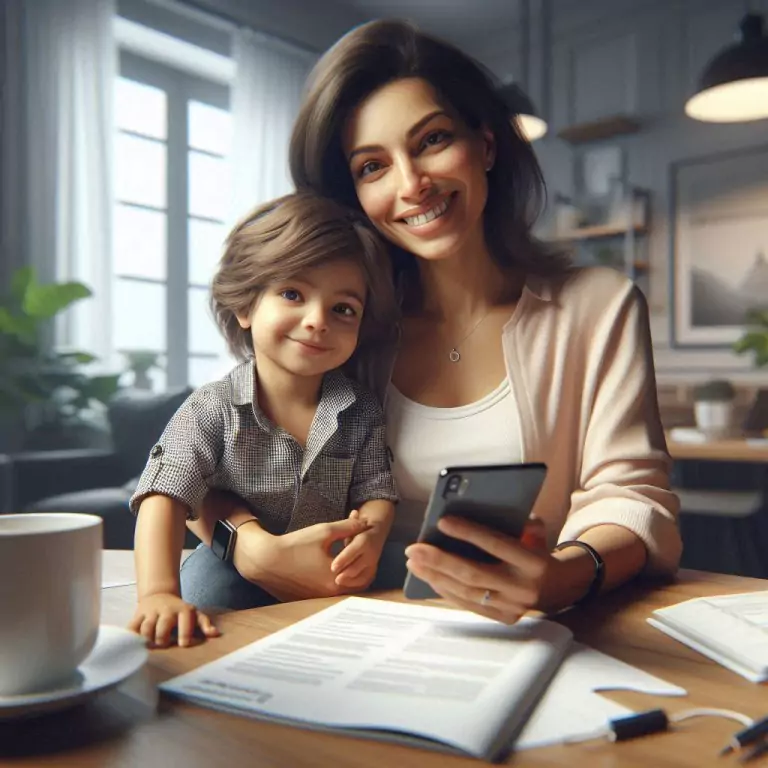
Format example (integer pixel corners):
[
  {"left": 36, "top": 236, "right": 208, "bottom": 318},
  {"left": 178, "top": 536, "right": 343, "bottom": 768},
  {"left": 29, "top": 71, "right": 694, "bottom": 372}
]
[{"left": 0, "top": 625, "right": 148, "bottom": 720}]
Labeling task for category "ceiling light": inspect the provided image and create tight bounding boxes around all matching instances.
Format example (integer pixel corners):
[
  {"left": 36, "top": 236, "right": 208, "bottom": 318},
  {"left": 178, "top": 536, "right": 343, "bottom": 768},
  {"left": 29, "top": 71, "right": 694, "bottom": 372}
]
[
  {"left": 685, "top": 12, "right": 768, "bottom": 123},
  {"left": 498, "top": 82, "right": 548, "bottom": 141}
]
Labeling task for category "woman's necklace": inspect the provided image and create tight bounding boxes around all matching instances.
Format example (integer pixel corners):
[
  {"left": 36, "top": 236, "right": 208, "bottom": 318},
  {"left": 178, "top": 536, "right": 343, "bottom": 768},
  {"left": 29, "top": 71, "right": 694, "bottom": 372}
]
[{"left": 448, "top": 309, "right": 492, "bottom": 362}]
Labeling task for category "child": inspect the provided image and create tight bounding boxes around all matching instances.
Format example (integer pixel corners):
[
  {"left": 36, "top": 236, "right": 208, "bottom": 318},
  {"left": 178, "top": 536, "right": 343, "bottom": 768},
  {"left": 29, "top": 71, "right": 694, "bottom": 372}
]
[{"left": 128, "top": 192, "right": 400, "bottom": 648}]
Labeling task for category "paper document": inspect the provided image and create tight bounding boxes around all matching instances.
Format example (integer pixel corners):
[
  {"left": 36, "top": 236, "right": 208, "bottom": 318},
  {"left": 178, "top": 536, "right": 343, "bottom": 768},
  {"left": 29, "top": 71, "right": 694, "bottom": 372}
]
[
  {"left": 518, "top": 642, "right": 686, "bottom": 749},
  {"left": 161, "top": 597, "right": 571, "bottom": 761},
  {"left": 648, "top": 591, "right": 768, "bottom": 682}
]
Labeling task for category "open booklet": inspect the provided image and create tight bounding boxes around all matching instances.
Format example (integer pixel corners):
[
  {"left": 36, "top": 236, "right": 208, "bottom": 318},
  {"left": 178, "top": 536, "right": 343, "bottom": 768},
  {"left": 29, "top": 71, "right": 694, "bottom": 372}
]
[
  {"left": 648, "top": 591, "right": 768, "bottom": 682},
  {"left": 160, "top": 597, "right": 572, "bottom": 762}
]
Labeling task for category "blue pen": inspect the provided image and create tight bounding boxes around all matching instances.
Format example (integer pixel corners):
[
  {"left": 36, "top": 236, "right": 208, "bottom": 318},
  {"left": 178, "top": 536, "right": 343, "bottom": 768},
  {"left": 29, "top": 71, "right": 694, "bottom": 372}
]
[{"left": 720, "top": 716, "right": 768, "bottom": 756}]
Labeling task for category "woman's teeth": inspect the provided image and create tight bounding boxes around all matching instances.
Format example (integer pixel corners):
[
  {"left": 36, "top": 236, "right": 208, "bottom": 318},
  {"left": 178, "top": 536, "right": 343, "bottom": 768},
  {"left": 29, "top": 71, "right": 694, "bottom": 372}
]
[{"left": 403, "top": 197, "right": 450, "bottom": 227}]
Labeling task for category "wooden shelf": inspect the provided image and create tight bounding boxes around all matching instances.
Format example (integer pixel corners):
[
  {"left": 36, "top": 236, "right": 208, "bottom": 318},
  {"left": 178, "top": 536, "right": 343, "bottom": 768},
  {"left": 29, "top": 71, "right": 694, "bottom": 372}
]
[
  {"left": 554, "top": 223, "right": 648, "bottom": 241},
  {"left": 557, "top": 114, "right": 642, "bottom": 144}
]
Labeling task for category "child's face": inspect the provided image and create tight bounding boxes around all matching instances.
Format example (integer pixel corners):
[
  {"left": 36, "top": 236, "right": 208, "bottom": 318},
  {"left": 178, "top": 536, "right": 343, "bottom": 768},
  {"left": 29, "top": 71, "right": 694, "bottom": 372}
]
[{"left": 237, "top": 259, "right": 367, "bottom": 379}]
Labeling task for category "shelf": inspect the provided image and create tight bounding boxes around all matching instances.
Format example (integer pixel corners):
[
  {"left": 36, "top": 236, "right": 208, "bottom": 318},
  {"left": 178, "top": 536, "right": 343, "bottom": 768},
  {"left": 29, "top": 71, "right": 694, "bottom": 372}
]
[
  {"left": 557, "top": 114, "right": 642, "bottom": 145},
  {"left": 554, "top": 223, "right": 648, "bottom": 241}
]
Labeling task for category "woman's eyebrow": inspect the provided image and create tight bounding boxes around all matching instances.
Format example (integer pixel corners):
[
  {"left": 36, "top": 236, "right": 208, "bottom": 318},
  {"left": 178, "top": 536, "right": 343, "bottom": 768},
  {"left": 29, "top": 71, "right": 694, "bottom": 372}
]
[{"left": 347, "top": 110, "right": 448, "bottom": 161}]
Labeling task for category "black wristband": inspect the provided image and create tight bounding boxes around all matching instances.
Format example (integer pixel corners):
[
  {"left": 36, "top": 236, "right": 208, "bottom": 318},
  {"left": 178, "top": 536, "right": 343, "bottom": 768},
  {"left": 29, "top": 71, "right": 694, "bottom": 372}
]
[{"left": 554, "top": 540, "right": 605, "bottom": 606}]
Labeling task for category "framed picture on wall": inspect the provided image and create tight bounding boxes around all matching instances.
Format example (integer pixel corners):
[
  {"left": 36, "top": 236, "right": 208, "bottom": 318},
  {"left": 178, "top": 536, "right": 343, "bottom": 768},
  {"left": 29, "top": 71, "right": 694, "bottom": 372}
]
[{"left": 669, "top": 144, "right": 768, "bottom": 348}]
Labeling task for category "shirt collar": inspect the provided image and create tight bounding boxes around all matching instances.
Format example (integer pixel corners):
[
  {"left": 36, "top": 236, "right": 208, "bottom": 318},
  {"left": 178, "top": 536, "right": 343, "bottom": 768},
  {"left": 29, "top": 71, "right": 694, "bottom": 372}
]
[
  {"left": 229, "top": 359, "right": 358, "bottom": 421},
  {"left": 229, "top": 360, "right": 256, "bottom": 407}
]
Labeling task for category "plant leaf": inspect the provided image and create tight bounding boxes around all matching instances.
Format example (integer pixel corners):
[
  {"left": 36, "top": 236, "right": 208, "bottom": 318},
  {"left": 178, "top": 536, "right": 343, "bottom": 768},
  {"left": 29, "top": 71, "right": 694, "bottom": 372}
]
[
  {"left": 23, "top": 281, "right": 91, "bottom": 318},
  {"left": 0, "top": 307, "right": 37, "bottom": 343},
  {"left": 733, "top": 332, "right": 768, "bottom": 354},
  {"left": 56, "top": 351, "right": 98, "bottom": 365},
  {"left": 10, "top": 266, "right": 35, "bottom": 303},
  {"left": 82, "top": 374, "right": 121, "bottom": 403}
]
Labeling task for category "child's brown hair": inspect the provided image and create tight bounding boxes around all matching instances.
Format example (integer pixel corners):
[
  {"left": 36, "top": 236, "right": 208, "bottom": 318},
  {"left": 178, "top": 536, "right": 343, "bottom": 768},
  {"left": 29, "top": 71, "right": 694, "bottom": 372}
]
[{"left": 211, "top": 191, "right": 399, "bottom": 383}]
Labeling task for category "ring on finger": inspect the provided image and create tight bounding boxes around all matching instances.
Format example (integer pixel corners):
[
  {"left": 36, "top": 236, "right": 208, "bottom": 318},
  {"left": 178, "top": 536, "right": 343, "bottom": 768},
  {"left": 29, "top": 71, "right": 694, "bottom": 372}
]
[{"left": 480, "top": 589, "right": 492, "bottom": 607}]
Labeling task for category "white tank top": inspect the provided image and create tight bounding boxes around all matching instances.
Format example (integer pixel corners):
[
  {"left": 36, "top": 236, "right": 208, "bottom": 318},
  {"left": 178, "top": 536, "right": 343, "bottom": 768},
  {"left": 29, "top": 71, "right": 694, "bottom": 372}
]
[{"left": 385, "top": 379, "right": 523, "bottom": 543}]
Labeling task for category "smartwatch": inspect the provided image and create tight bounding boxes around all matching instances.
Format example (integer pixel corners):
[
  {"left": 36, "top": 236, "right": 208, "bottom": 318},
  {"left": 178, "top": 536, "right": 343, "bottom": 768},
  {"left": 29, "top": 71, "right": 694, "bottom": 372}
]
[{"left": 211, "top": 519, "right": 238, "bottom": 562}]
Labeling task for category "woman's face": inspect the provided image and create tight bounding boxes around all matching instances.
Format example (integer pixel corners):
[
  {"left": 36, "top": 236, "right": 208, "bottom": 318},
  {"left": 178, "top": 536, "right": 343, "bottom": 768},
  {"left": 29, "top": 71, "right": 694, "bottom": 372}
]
[{"left": 342, "top": 78, "right": 494, "bottom": 263}]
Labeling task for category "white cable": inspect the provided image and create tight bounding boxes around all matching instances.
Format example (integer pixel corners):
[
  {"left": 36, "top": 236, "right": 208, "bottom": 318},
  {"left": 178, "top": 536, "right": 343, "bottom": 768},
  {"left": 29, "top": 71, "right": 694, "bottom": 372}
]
[
  {"left": 670, "top": 708, "right": 754, "bottom": 728},
  {"left": 564, "top": 707, "right": 754, "bottom": 746}
]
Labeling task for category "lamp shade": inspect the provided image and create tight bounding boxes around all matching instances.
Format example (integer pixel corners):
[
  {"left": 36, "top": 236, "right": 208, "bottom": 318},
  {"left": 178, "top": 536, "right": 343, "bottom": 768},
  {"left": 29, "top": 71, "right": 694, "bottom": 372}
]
[
  {"left": 497, "top": 82, "right": 548, "bottom": 141},
  {"left": 685, "top": 13, "right": 768, "bottom": 122}
]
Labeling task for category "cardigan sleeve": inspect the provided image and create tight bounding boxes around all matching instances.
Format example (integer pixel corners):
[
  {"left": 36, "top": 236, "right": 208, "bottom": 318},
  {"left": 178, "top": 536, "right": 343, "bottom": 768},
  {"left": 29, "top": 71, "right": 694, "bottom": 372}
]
[{"left": 557, "top": 283, "right": 682, "bottom": 575}]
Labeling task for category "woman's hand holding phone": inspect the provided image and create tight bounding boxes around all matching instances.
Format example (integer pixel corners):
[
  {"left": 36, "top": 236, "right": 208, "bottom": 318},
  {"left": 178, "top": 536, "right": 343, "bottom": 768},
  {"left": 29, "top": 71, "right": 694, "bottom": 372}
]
[{"left": 404, "top": 515, "right": 560, "bottom": 624}]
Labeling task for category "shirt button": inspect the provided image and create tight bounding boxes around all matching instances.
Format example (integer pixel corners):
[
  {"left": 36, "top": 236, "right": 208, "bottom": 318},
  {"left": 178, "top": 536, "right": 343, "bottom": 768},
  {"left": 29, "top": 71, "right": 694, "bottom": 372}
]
[{"left": 150, "top": 444, "right": 163, "bottom": 458}]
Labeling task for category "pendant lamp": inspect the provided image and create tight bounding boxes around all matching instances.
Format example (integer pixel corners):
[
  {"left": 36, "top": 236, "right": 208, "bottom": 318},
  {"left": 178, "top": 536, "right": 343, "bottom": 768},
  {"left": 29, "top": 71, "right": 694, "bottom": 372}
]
[
  {"left": 498, "top": 82, "right": 548, "bottom": 142},
  {"left": 685, "top": 12, "right": 768, "bottom": 123}
]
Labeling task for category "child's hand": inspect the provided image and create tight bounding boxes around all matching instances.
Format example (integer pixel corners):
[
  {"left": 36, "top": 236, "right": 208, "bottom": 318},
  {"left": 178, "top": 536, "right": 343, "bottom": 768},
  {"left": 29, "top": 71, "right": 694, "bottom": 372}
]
[
  {"left": 331, "top": 510, "right": 388, "bottom": 590},
  {"left": 129, "top": 593, "right": 220, "bottom": 648}
]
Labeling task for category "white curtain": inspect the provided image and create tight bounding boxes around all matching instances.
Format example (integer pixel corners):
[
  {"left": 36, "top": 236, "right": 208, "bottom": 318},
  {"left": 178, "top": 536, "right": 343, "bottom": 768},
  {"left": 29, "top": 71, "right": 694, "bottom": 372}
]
[
  {"left": 230, "top": 29, "right": 314, "bottom": 222},
  {"left": 20, "top": 0, "right": 116, "bottom": 362}
]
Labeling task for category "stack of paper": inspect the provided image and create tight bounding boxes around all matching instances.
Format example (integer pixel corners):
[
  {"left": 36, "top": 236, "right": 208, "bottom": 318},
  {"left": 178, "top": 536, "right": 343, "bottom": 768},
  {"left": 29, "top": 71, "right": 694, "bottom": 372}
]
[{"left": 648, "top": 591, "right": 768, "bottom": 682}]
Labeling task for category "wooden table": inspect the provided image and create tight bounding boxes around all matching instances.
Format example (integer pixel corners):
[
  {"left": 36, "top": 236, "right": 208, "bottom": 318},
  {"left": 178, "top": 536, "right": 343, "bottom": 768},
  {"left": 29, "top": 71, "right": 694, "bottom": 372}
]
[
  {"left": 4, "top": 566, "right": 768, "bottom": 767},
  {"left": 667, "top": 435, "right": 768, "bottom": 463}
]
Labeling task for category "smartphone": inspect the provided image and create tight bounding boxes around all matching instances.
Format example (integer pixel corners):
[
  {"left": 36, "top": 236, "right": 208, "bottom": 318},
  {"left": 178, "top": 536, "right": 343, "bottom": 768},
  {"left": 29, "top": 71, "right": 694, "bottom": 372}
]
[{"left": 403, "top": 462, "right": 547, "bottom": 600}]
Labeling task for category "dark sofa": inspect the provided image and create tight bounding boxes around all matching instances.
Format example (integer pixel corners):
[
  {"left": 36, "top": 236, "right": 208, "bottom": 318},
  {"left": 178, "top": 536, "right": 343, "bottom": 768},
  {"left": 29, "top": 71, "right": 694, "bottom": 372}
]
[{"left": 6, "top": 387, "right": 199, "bottom": 549}]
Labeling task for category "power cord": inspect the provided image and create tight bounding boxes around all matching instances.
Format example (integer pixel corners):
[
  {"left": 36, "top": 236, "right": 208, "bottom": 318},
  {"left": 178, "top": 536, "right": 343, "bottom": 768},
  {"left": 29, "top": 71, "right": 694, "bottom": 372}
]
[{"left": 567, "top": 706, "right": 755, "bottom": 744}]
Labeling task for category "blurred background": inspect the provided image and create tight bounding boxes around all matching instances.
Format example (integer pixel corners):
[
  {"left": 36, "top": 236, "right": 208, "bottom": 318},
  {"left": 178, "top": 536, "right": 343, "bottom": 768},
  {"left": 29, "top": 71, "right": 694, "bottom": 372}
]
[{"left": 1, "top": 0, "right": 767, "bottom": 572}]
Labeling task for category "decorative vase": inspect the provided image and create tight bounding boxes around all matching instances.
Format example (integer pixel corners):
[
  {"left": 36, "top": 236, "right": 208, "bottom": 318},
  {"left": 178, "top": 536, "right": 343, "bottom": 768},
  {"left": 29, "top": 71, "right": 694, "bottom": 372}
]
[
  {"left": 692, "top": 380, "right": 737, "bottom": 438},
  {"left": 133, "top": 370, "right": 153, "bottom": 391},
  {"left": 694, "top": 401, "right": 735, "bottom": 439}
]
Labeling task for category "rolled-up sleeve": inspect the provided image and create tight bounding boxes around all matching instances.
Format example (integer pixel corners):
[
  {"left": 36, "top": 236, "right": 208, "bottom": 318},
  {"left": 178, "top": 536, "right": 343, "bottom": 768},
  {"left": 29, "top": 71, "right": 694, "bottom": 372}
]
[
  {"left": 348, "top": 401, "right": 399, "bottom": 510},
  {"left": 558, "top": 284, "right": 682, "bottom": 575},
  {"left": 129, "top": 386, "right": 225, "bottom": 519}
]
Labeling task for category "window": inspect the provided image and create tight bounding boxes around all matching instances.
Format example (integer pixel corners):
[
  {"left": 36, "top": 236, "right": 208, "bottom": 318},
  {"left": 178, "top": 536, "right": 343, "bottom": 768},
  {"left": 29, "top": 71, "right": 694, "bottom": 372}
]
[{"left": 113, "top": 50, "right": 234, "bottom": 391}]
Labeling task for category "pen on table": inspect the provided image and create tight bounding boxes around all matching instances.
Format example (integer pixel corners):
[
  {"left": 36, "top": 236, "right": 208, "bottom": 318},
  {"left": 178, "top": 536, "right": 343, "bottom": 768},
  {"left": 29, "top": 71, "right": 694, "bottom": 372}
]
[
  {"left": 739, "top": 739, "right": 768, "bottom": 764},
  {"left": 720, "top": 716, "right": 768, "bottom": 757}
]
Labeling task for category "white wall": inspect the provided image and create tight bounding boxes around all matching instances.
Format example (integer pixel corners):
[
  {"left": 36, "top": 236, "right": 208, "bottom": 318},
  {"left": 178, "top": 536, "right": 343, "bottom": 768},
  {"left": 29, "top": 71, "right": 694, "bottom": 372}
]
[{"left": 463, "top": 0, "right": 768, "bottom": 384}]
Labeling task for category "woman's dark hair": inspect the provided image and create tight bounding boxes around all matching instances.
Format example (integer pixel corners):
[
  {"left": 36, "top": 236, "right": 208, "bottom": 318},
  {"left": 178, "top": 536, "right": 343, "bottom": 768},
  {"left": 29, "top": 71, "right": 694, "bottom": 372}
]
[
  {"left": 289, "top": 18, "right": 569, "bottom": 298},
  {"left": 211, "top": 191, "right": 399, "bottom": 385}
]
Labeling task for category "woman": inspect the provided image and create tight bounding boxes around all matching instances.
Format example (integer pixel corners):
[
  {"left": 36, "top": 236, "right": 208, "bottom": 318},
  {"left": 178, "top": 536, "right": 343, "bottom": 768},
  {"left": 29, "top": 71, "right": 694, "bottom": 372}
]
[{"left": 184, "top": 19, "right": 681, "bottom": 623}]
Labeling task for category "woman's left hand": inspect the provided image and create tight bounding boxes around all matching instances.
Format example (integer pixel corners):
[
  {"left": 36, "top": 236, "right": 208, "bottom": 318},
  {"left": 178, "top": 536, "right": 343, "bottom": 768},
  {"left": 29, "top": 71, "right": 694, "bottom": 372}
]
[{"left": 404, "top": 516, "right": 560, "bottom": 624}]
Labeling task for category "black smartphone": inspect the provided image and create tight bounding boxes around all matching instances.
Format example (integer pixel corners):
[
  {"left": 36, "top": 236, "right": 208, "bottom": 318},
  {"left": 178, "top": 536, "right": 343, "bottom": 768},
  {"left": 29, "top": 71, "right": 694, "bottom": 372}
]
[{"left": 403, "top": 462, "right": 547, "bottom": 600}]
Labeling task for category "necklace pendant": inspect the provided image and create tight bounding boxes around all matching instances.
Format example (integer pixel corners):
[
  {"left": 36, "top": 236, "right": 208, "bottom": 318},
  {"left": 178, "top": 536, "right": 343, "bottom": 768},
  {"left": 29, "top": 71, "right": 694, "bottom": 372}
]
[{"left": 449, "top": 348, "right": 461, "bottom": 363}]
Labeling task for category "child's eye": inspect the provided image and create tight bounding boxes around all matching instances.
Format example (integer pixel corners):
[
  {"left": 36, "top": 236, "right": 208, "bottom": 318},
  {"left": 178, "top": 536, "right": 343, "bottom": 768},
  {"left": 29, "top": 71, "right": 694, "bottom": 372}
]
[
  {"left": 334, "top": 303, "right": 358, "bottom": 318},
  {"left": 280, "top": 289, "right": 301, "bottom": 302}
]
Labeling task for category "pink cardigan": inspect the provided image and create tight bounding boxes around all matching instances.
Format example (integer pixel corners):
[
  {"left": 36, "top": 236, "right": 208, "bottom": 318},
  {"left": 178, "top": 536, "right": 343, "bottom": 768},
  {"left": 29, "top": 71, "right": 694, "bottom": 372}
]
[{"left": 507, "top": 267, "right": 681, "bottom": 574}]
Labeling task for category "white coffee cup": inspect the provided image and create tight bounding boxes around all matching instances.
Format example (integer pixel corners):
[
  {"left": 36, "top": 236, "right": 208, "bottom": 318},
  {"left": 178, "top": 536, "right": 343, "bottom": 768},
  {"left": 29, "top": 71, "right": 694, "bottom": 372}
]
[{"left": 0, "top": 513, "right": 102, "bottom": 696}]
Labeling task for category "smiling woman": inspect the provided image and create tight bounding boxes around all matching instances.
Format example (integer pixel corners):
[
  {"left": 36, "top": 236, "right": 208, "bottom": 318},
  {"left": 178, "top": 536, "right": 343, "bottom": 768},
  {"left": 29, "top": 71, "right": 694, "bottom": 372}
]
[
  {"left": 290, "top": 22, "right": 568, "bottom": 301},
  {"left": 192, "top": 19, "right": 682, "bottom": 628},
  {"left": 344, "top": 79, "right": 492, "bottom": 267}
]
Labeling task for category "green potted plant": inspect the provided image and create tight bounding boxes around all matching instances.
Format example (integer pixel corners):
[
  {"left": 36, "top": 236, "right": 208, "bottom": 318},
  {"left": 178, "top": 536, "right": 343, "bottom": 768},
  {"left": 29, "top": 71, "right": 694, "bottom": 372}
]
[
  {"left": 0, "top": 267, "right": 121, "bottom": 451},
  {"left": 123, "top": 350, "right": 163, "bottom": 391},
  {"left": 733, "top": 309, "right": 768, "bottom": 435},
  {"left": 692, "top": 379, "right": 736, "bottom": 438}
]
